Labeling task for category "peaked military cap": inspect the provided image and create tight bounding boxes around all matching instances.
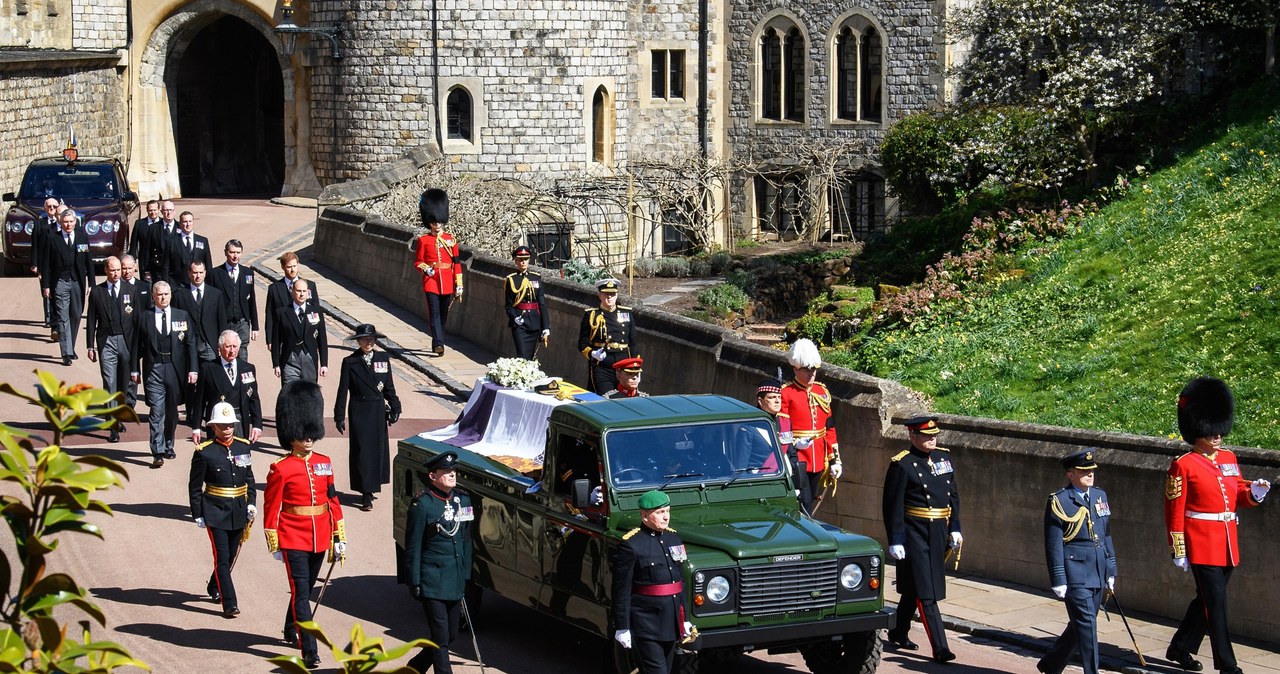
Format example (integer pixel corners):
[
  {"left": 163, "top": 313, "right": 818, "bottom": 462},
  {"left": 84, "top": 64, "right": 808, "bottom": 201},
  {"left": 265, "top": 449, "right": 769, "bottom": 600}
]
[
  {"left": 902, "top": 415, "right": 940, "bottom": 435},
  {"left": 596, "top": 278, "right": 620, "bottom": 294},
  {"left": 613, "top": 356, "right": 643, "bottom": 373},
  {"left": 1060, "top": 449, "right": 1099, "bottom": 471},
  {"left": 512, "top": 245, "right": 533, "bottom": 259},
  {"left": 425, "top": 451, "right": 459, "bottom": 472}
]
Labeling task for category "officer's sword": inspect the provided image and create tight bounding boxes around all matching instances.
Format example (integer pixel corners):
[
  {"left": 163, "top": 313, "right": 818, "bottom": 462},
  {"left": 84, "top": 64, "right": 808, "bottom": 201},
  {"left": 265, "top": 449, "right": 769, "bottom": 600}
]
[
  {"left": 1106, "top": 590, "right": 1147, "bottom": 667},
  {"left": 460, "top": 596, "right": 486, "bottom": 674},
  {"left": 310, "top": 556, "right": 339, "bottom": 619}
]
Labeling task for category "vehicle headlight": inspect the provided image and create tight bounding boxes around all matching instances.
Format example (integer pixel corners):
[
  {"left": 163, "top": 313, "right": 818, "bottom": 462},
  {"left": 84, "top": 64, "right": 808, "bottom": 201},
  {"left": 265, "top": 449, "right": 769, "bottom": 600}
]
[
  {"left": 85, "top": 220, "right": 101, "bottom": 235},
  {"left": 100, "top": 219, "right": 116, "bottom": 233},
  {"left": 4, "top": 222, "right": 14, "bottom": 233},
  {"left": 706, "top": 575, "right": 731, "bottom": 603},
  {"left": 840, "top": 563, "right": 864, "bottom": 590},
  {"left": 22, "top": 221, "right": 34, "bottom": 234}
]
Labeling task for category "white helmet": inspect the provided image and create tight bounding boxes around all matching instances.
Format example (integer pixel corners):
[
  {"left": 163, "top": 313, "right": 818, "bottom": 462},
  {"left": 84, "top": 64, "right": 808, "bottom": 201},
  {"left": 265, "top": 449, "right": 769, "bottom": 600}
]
[
  {"left": 208, "top": 402, "right": 240, "bottom": 426},
  {"left": 787, "top": 338, "right": 822, "bottom": 369}
]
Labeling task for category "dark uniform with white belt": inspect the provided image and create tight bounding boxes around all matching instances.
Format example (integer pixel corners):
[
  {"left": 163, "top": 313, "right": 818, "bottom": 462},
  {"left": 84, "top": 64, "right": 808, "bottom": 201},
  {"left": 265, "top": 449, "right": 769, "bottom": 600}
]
[
  {"left": 188, "top": 402, "right": 257, "bottom": 618},
  {"left": 883, "top": 416, "right": 961, "bottom": 663},
  {"left": 1039, "top": 449, "right": 1116, "bottom": 674},
  {"left": 504, "top": 245, "right": 549, "bottom": 359},
  {"left": 611, "top": 490, "right": 692, "bottom": 674},
  {"left": 578, "top": 278, "right": 635, "bottom": 395}
]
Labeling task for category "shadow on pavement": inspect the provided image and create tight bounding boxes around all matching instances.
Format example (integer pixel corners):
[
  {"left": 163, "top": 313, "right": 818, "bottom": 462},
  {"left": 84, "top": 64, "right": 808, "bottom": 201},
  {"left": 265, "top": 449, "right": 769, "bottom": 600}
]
[
  {"left": 114, "top": 620, "right": 284, "bottom": 661},
  {"left": 110, "top": 502, "right": 195, "bottom": 521}
]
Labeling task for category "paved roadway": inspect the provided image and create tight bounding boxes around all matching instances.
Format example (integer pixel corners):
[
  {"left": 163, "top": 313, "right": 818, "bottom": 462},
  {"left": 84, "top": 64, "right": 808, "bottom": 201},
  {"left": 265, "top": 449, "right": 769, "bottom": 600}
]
[{"left": 0, "top": 198, "right": 1042, "bottom": 672}]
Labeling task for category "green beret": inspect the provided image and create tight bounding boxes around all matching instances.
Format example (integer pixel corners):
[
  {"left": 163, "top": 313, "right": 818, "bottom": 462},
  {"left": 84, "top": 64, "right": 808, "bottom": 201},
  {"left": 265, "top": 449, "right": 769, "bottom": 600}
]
[{"left": 637, "top": 490, "right": 670, "bottom": 510}]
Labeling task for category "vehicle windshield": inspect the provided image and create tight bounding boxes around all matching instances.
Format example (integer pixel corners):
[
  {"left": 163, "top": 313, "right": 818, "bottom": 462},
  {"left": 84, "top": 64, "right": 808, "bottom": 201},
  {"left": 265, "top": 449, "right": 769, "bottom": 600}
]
[
  {"left": 20, "top": 164, "right": 120, "bottom": 201},
  {"left": 604, "top": 419, "right": 785, "bottom": 490}
]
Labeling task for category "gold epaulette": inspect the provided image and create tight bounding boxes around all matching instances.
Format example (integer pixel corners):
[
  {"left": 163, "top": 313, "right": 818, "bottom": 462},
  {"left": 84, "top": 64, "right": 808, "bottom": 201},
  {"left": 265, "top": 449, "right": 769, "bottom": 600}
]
[
  {"left": 622, "top": 527, "right": 640, "bottom": 540},
  {"left": 195, "top": 439, "right": 214, "bottom": 451},
  {"left": 619, "top": 305, "right": 632, "bottom": 311},
  {"left": 667, "top": 526, "right": 676, "bottom": 532},
  {"left": 235, "top": 436, "right": 250, "bottom": 444},
  {"left": 777, "top": 412, "right": 790, "bottom": 419},
  {"left": 272, "top": 455, "right": 289, "bottom": 465},
  {"left": 891, "top": 450, "right": 910, "bottom": 462},
  {"left": 937, "top": 446, "right": 951, "bottom": 453}
]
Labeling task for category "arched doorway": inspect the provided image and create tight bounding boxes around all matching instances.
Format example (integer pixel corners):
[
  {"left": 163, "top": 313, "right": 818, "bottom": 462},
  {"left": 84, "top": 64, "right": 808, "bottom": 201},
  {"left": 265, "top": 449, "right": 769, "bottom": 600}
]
[{"left": 170, "top": 16, "right": 284, "bottom": 196}]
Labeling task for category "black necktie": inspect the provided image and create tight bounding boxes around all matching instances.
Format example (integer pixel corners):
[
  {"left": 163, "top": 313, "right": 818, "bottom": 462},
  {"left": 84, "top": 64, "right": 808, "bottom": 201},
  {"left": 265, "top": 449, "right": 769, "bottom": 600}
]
[
  {"left": 109, "top": 284, "right": 117, "bottom": 300},
  {"left": 162, "top": 311, "right": 169, "bottom": 335},
  {"left": 195, "top": 288, "right": 202, "bottom": 304},
  {"left": 186, "top": 235, "right": 193, "bottom": 252}
]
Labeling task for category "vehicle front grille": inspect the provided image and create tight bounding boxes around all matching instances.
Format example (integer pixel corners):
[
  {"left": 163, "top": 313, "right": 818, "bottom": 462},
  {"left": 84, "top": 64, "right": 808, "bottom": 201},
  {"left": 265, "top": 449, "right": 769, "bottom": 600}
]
[{"left": 740, "top": 559, "right": 837, "bottom": 615}]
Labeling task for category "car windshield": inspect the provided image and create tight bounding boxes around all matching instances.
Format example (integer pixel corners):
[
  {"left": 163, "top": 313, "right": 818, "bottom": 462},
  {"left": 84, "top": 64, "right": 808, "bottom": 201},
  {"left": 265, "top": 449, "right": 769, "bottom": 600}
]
[
  {"left": 604, "top": 419, "right": 785, "bottom": 490},
  {"left": 20, "top": 164, "right": 120, "bottom": 201}
]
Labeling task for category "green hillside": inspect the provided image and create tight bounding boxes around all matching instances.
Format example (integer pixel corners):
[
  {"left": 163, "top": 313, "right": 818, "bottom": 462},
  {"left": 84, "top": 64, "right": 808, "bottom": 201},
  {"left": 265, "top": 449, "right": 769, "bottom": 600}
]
[{"left": 848, "top": 81, "right": 1280, "bottom": 449}]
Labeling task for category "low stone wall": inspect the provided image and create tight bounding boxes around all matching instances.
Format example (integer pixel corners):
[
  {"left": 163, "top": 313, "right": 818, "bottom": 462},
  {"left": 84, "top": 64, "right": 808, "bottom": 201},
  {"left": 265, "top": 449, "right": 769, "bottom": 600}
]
[{"left": 316, "top": 206, "right": 1280, "bottom": 644}]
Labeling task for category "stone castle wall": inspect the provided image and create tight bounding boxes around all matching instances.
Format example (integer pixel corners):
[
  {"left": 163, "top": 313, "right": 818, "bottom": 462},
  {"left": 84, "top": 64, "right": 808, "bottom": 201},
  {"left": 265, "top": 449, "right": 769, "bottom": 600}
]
[{"left": 72, "top": 0, "right": 128, "bottom": 50}]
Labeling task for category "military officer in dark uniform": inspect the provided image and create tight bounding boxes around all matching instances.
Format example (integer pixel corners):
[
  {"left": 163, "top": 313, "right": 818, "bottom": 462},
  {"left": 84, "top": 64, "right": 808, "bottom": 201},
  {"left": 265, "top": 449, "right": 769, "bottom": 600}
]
[
  {"left": 578, "top": 278, "right": 635, "bottom": 395},
  {"left": 1165, "top": 377, "right": 1270, "bottom": 674},
  {"left": 334, "top": 323, "right": 402, "bottom": 511},
  {"left": 189, "top": 402, "right": 257, "bottom": 618},
  {"left": 604, "top": 357, "right": 649, "bottom": 398},
  {"left": 883, "top": 416, "right": 962, "bottom": 663},
  {"left": 611, "top": 489, "right": 693, "bottom": 674},
  {"left": 504, "top": 245, "right": 550, "bottom": 359},
  {"left": 405, "top": 451, "right": 474, "bottom": 674},
  {"left": 1038, "top": 450, "right": 1117, "bottom": 674},
  {"left": 190, "top": 330, "right": 263, "bottom": 445}
]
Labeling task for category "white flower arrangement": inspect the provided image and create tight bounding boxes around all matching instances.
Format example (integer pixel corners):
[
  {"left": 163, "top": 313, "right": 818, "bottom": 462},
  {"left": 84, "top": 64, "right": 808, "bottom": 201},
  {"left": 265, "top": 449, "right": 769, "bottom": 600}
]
[{"left": 484, "top": 358, "right": 546, "bottom": 389}]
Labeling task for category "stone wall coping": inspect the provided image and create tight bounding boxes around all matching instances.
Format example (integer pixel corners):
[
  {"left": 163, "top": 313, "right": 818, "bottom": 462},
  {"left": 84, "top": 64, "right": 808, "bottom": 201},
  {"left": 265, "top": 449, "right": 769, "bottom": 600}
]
[
  {"left": 317, "top": 143, "right": 442, "bottom": 206},
  {"left": 0, "top": 49, "right": 123, "bottom": 71}
]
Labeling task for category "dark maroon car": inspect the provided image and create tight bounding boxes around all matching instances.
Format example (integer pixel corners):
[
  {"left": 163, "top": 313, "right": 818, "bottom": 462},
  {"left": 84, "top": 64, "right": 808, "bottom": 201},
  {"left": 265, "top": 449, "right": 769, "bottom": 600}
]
[{"left": 2, "top": 156, "right": 138, "bottom": 274}]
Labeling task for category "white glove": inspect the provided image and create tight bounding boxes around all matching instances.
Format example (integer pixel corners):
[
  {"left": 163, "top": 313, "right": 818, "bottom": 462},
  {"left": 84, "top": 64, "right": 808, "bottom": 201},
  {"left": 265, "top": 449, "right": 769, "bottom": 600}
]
[
  {"left": 590, "top": 348, "right": 606, "bottom": 362},
  {"left": 1173, "top": 556, "right": 1189, "bottom": 572},
  {"left": 590, "top": 485, "right": 604, "bottom": 506},
  {"left": 793, "top": 437, "right": 813, "bottom": 450},
  {"left": 614, "top": 629, "right": 632, "bottom": 649},
  {"left": 195, "top": 517, "right": 206, "bottom": 528},
  {"left": 541, "top": 329, "right": 550, "bottom": 338},
  {"left": 889, "top": 544, "right": 906, "bottom": 560},
  {"left": 1251, "top": 479, "right": 1271, "bottom": 501},
  {"left": 950, "top": 531, "right": 964, "bottom": 548},
  {"left": 272, "top": 550, "right": 283, "bottom": 561},
  {"left": 1107, "top": 577, "right": 1115, "bottom": 592},
  {"left": 1052, "top": 585, "right": 1066, "bottom": 599},
  {"left": 334, "top": 541, "right": 347, "bottom": 557},
  {"left": 247, "top": 505, "right": 257, "bottom": 522},
  {"left": 682, "top": 621, "right": 694, "bottom": 637},
  {"left": 829, "top": 462, "right": 843, "bottom": 480},
  {"left": 514, "top": 316, "right": 524, "bottom": 326},
  {"left": 425, "top": 266, "right": 436, "bottom": 277}
]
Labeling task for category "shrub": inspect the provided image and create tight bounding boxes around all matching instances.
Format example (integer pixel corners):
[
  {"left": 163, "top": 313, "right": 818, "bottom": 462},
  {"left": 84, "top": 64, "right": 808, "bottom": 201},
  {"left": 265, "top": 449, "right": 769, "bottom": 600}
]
[
  {"left": 709, "top": 251, "right": 734, "bottom": 274},
  {"left": 630, "top": 257, "right": 660, "bottom": 278},
  {"left": 726, "top": 269, "right": 757, "bottom": 296},
  {"left": 787, "top": 313, "right": 831, "bottom": 343},
  {"left": 697, "top": 283, "right": 750, "bottom": 316},
  {"left": 562, "top": 258, "right": 609, "bottom": 284},
  {"left": 689, "top": 257, "right": 712, "bottom": 277},
  {"left": 655, "top": 256, "right": 691, "bottom": 277}
]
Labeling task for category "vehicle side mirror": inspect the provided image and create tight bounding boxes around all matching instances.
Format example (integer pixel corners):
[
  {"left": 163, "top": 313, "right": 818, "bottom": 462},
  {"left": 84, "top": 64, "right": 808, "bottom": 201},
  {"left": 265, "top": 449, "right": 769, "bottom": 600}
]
[
  {"left": 2, "top": 192, "right": 14, "bottom": 202},
  {"left": 571, "top": 478, "right": 591, "bottom": 508},
  {"left": 123, "top": 190, "right": 138, "bottom": 203}
]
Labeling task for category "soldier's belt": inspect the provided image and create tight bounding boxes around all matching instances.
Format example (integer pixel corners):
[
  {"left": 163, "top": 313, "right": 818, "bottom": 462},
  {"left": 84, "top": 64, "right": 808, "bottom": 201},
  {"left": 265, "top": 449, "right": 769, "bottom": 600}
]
[
  {"left": 434, "top": 262, "right": 453, "bottom": 269},
  {"left": 514, "top": 302, "right": 539, "bottom": 310},
  {"left": 905, "top": 506, "right": 952, "bottom": 520},
  {"left": 1186, "top": 509, "right": 1236, "bottom": 522},
  {"left": 204, "top": 485, "right": 248, "bottom": 498},
  {"left": 283, "top": 503, "right": 328, "bottom": 516},
  {"left": 633, "top": 581, "right": 683, "bottom": 596},
  {"left": 792, "top": 430, "right": 826, "bottom": 439},
  {"left": 605, "top": 342, "right": 628, "bottom": 350}
]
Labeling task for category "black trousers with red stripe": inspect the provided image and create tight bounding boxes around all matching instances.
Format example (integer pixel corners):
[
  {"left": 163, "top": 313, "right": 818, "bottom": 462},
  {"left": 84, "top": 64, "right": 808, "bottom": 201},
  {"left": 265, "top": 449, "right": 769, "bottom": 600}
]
[
  {"left": 205, "top": 526, "right": 244, "bottom": 610},
  {"left": 890, "top": 594, "right": 949, "bottom": 656},
  {"left": 282, "top": 550, "right": 326, "bottom": 658}
]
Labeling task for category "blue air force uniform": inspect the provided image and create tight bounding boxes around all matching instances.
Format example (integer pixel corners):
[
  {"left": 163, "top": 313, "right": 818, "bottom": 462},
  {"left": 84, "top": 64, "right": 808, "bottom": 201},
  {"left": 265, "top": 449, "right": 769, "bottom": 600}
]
[{"left": 1039, "top": 450, "right": 1117, "bottom": 674}]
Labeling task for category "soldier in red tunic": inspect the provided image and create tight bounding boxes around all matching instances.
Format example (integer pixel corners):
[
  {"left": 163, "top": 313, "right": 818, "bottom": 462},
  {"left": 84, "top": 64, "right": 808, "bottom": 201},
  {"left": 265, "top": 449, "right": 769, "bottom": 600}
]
[
  {"left": 414, "top": 188, "right": 463, "bottom": 356},
  {"left": 1164, "top": 377, "right": 1270, "bottom": 674},
  {"left": 263, "top": 381, "right": 347, "bottom": 668},
  {"left": 779, "top": 339, "right": 841, "bottom": 514}
]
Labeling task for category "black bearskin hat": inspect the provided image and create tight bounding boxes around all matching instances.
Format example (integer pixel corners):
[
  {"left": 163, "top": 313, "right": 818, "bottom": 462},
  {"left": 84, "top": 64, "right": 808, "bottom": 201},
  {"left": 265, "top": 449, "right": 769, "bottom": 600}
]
[
  {"left": 277, "top": 380, "right": 326, "bottom": 447},
  {"left": 419, "top": 188, "right": 449, "bottom": 225},
  {"left": 1177, "top": 376, "right": 1234, "bottom": 444}
]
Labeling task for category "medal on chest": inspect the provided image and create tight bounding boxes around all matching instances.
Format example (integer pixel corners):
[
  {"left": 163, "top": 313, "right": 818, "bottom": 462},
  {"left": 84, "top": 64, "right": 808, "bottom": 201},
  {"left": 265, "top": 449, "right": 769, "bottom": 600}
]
[
  {"left": 668, "top": 543, "right": 687, "bottom": 562},
  {"left": 929, "top": 458, "right": 954, "bottom": 476},
  {"left": 232, "top": 453, "right": 252, "bottom": 468},
  {"left": 312, "top": 462, "right": 333, "bottom": 476},
  {"left": 1093, "top": 497, "right": 1111, "bottom": 517},
  {"left": 1220, "top": 463, "right": 1240, "bottom": 477},
  {"left": 374, "top": 361, "right": 388, "bottom": 373}
]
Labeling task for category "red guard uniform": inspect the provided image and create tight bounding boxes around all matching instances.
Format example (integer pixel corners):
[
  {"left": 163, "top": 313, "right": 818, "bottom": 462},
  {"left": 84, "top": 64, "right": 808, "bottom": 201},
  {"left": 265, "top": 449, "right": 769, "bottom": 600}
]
[
  {"left": 780, "top": 379, "right": 839, "bottom": 473},
  {"left": 263, "top": 450, "right": 345, "bottom": 554},
  {"left": 1164, "top": 448, "right": 1260, "bottom": 567},
  {"left": 415, "top": 231, "right": 462, "bottom": 296}
]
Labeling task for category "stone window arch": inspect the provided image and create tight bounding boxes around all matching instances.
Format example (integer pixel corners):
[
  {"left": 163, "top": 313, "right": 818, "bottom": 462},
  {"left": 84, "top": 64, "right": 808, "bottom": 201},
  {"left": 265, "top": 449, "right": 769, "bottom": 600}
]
[
  {"left": 831, "top": 13, "right": 884, "bottom": 124},
  {"left": 446, "top": 86, "right": 473, "bottom": 141},
  {"left": 757, "top": 16, "right": 806, "bottom": 123},
  {"left": 590, "top": 85, "right": 614, "bottom": 164}
]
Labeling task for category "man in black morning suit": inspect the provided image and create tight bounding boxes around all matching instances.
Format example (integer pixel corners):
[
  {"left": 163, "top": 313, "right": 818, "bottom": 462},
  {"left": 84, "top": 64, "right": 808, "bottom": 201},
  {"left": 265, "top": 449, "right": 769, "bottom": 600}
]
[
  {"left": 172, "top": 259, "right": 229, "bottom": 425},
  {"left": 208, "top": 239, "right": 258, "bottom": 363},
  {"left": 129, "top": 200, "right": 162, "bottom": 283},
  {"left": 132, "top": 281, "right": 199, "bottom": 468},
  {"left": 42, "top": 209, "right": 95, "bottom": 365},
  {"left": 118, "top": 255, "right": 149, "bottom": 410},
  {"left": 263, "top": 251, "right": 318, "bottom": 354},
  {"left": 167, "top": 211, "right": 214, "bottom": 290},
  {"left": 31, "top": 197, "right": 62, "bottom": 328},
  {"left": 191, "top": 330, "right": 263, "bottom": 446},
  {"left": 85, "top": 256, "right": 139, "bottom": 443},
  {"left": 270, "top": 278, "right": 328, "bottom": 386}
]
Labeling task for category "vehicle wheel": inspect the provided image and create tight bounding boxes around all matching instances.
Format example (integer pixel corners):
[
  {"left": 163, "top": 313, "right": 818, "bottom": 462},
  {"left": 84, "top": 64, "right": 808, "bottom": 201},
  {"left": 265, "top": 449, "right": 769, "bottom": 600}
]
[
  {"left": 695, "top": 648, "right": 740, "bottom": 672},
  {"left": 800, "top": 630, "right": 883, "bottom": 674},
  {"left": 674, "top": 648, "right": 700, "bottom": 674},
  {"left": 607, "top": 639, "right": 640, "bottom": 674},
  {"left": 2, "top": 257, "right": 27, "bottom": 277}
]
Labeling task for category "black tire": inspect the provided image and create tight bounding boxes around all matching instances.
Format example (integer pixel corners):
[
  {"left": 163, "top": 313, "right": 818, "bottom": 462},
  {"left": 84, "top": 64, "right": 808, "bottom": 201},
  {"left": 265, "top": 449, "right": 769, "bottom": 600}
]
[
  {"left": 800, "top": 630, "right": 883, "bottom": 674},
  {"left": 674, "top": 647, "right": 699, "bottom": 674},
  {"left": 2, "top": 257, "right": 28, "bottom": 277},
  {"left": 695, "top": 648, "right": 740, "bottom": 673}
]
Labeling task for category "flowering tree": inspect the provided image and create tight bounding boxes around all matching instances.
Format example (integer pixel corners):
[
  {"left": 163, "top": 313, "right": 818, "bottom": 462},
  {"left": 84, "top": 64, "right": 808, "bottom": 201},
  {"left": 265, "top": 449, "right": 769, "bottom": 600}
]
[{"left": 1168, "top": 0, "right": 1280, "bottom": 73}]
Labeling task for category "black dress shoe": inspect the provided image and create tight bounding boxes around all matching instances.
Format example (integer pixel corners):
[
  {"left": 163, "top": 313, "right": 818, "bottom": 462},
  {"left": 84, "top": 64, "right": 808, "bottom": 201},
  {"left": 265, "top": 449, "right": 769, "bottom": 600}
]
[
  {"left": 282, "top": 627, "right": 297, "bottom": 645},
  {"left": 433, "top": 345, "right": 445, "bottom": 356},
  {"left": 1166, "top": 647, "right": 1203, "bottom": 672},
  {"left": 934, "top": 650, "right": 956, "bottom": 664},
  {"left": 1036, "top": 660, "right": 1059, "bottom": 674},
  {"left": 222, "top": 606, "right": 240, "bottom": 618},
  {"left": 151, "top": 457, "right": 164, "bottom": 468},
  {"left": 209, "top": 589, "right": 221, "bottom": 603},
  {"left": 303, "top": 654, "right": 321, "bottom": 668},
  {"left": 887, "top": 635, "right": 919, "bottom": 651},
  {"left": 62, "top": 356, "right": 72, "bottom": 366},
  {"left": 108, "top": 430, "right": 120, "bottom": 443}
]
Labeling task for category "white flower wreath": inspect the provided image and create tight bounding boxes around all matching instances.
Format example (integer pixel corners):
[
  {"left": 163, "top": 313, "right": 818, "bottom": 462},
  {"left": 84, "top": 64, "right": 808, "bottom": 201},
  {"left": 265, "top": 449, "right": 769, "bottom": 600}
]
[{"left": 484, "top": 358, "right": 547, "bottom": 389}]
